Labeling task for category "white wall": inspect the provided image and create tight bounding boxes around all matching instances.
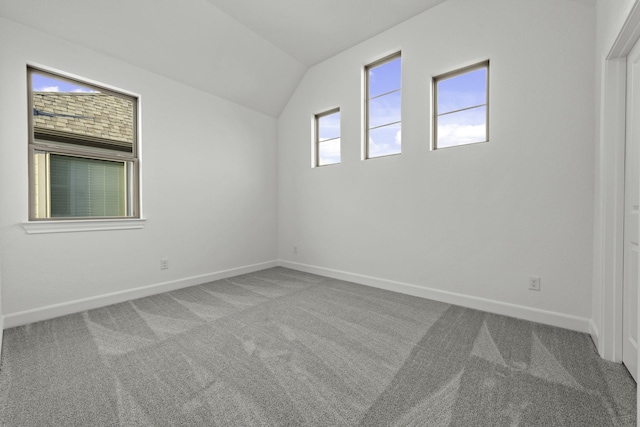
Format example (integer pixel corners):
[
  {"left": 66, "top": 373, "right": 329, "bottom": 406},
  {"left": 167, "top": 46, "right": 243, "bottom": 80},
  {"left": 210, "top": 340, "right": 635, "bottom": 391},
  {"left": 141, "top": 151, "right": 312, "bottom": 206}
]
[
  {"left": 596, "top": 0, "right": 637, "bottom": 55},
  {"left": 278, "top": 0, "right": 596, "bottom": 330},
  {"left": 0, "top": 18, "right": 278, "bottom": 323}
]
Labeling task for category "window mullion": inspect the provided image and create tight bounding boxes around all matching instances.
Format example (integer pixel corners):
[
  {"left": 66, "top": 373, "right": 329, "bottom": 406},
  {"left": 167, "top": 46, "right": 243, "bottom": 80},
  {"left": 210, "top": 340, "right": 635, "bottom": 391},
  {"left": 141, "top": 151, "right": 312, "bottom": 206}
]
[
  {"left": 369, "top": 88, "right": 401, "bottom": 101},
  {"left": 438, "top": 103, "right": 487, "bottom": 117},
  {"left": 369, "top": 121, "right": 402, "bottom": 132}
]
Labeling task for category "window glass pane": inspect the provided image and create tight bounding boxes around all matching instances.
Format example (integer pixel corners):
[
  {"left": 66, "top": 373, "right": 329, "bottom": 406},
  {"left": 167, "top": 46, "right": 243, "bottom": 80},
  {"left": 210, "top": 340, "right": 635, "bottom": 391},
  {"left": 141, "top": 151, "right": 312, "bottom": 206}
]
[
  {"left": 318, "top": 111, "right": 340, "bottom": 141},
  {"left": 437, "top": 106, "right": 487, "bottom": 149},
  {"left": 369, "top": 57, "right": 401, "bottom": 98},
  {"left": 369, "top": 123, "right": 401, "bottom": 158},
  {"left": 318, "top": 138, "right": 341, "bottom": 166},
  {"left": 32, "top": 72, "right": 134, "bottom": 153},
  {"left": 367, "top": 54, "right": 401, "bottom": 159},
  {"left": 49, "top": 154, "right": 126, "bottom": 217},
  {"left": 437, "top": 67, "right": 487, "bottom": 115},
  {"left": 33, "top": 151, "right": 47, "bottom": 219},
  {"left": 369, "top": 91, "right": 401, "bottom": 129},
  {"left": 316, "top": 109, "right": 340, "bottom": 167}
]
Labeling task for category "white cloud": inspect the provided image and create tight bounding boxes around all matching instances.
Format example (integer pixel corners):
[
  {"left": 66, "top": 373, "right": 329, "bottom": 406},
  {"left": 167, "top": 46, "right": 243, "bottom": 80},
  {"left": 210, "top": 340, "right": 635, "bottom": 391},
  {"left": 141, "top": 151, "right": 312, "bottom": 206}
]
[
  {"left": 368, "top": 123, "right": 401, "bottom": 158},
  {"left": 318, "top": 138, "right": 340, "bottom": 166},
  {"left": 437, "top": 124, "right": 486, "bottom": 148},
  {"left": 369, "top": 136, "right": 401, "bottom": 158},
  {"left": 34, "top": 85, "right": 97, "bottom": 93},
  {"left": 37, "top": 86, "right": 60, "bottom": 92}
]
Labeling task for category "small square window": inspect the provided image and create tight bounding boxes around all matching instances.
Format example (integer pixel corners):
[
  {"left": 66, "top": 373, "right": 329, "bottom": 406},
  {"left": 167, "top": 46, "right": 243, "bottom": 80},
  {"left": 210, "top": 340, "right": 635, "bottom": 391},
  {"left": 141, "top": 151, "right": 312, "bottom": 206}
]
[
  {"left": 366, "top": 53, "right": 402, "bottom": 159},
  {"left": 315, "top": 108, "right": 341, "bottom": 166},
  {"left": 433, "top": 61, "right": 489, "bottom": 149}
]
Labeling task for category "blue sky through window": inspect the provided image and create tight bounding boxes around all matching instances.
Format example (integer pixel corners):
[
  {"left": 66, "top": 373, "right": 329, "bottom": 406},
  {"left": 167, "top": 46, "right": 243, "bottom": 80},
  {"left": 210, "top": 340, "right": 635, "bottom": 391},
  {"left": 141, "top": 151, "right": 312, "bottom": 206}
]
[
  {"left": 436, "top": 63, "right": 488, "bottom": 148},
  {"left": 318, "top": 111, "right": 340, "bottom": 166},
  {"left": 32, "top": 73, "right": 98, "bottom": 93},
  {"left": 369, "top": 123, "right": 401, "bottom": 158},
  {"left": 368, "top": 55, "right": 401, "bottom": 158},
  {"left": 369, "top": 58, "right": 401, "bottom": 98},
  {"left": 318, "top": 112, "right": 340, "bottom": 141},
  {"left": 369, "top": 91, "right": 401, "bottom": 129},
  {"left": 437, "top": 67, "right": 486, "bottom": 114}
]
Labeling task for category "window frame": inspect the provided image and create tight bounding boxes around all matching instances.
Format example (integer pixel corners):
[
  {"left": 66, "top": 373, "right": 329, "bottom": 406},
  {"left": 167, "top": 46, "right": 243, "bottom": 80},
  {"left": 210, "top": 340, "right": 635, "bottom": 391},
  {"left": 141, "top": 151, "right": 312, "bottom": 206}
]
[
  {"left": 433, "top": 60, "right": 490, "bottom": 150},
  {"left": 27, "top": 66, "right": 140, "bottom": 221},
  {"left": 314, "top": 107, "right": 341, "bottom": 167},
  {"left": 365, "top": 51, "right": 402, "bottom": 159}
]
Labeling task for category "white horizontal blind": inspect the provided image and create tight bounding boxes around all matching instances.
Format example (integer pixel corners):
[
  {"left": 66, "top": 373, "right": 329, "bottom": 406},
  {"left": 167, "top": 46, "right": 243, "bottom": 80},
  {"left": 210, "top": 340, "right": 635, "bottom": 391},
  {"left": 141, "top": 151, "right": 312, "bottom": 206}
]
[{"left": 49, "top": 154, "right": 126, "bottom": 218}]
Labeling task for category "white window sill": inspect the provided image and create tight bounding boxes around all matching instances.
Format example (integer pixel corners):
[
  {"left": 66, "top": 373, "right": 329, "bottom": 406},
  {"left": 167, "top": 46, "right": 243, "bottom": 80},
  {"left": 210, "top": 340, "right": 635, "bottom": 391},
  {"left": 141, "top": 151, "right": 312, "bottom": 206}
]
[{"left": 22, "top": 218, "right": 146, "bottom": 234}]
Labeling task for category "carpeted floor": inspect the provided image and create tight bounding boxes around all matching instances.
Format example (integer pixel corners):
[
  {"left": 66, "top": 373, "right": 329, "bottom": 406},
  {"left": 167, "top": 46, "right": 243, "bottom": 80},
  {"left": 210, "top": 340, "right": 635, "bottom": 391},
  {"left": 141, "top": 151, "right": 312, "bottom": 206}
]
[{"left": 0, "top": 267, "right": 636, "bottom": 426}]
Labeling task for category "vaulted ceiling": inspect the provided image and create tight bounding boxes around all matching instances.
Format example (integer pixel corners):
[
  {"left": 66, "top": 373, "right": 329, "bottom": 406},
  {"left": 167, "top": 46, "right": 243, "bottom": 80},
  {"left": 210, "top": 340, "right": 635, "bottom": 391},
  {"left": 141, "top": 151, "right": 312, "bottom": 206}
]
[
  {"left": 205, "top": 0, "right": 448, "bottom": 67},
  {"left": 0, "top": 0, "right": 447, "bottom": 116}
]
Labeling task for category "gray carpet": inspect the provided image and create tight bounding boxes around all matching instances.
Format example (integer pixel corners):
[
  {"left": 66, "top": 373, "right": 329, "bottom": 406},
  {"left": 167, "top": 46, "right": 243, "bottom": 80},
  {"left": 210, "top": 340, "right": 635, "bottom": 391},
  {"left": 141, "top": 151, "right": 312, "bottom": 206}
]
[{"left": 0, "top": 267, "right": 636, "bottom": 426}]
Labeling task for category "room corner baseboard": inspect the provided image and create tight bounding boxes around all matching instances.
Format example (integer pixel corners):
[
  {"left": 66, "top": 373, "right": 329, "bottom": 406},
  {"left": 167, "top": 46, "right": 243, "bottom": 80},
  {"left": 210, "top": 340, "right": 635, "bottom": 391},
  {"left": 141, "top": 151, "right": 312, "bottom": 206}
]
[
  {"left": 0, "top": 316, "right": 3, "bottom": 360},
  {"left": 2, "top": 260, "right": 278, "bottom": 329},
  {"left": 279, "top": 260, "right": 592, "bottom": 334},
  {"left": 589, "top": 318, "right": 600, "bottom": 350}
]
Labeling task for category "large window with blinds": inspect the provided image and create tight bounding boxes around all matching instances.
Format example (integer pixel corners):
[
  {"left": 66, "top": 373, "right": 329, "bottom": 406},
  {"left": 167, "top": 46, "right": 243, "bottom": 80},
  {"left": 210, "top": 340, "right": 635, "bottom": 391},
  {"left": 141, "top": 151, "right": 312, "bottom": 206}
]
[{"left": 28, "top": 67, "right": 139, "bottom": 220}]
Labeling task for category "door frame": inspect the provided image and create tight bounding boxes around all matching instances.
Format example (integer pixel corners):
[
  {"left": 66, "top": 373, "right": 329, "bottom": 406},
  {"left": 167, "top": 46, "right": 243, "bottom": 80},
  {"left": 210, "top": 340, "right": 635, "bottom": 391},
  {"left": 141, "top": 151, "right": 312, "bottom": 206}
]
[{"left": 596, "top": 0, "right": 640, "bottom": 367}]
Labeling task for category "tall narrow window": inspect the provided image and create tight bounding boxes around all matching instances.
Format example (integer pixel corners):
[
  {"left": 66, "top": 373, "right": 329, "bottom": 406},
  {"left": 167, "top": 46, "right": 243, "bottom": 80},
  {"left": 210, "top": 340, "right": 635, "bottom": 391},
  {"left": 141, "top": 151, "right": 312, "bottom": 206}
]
[
  {"left": 366, "top": 52, "right": 401, "bottom": 159},
  {"left": 434, "top": 61, "right": 489, "bottom": 149},
  {"left": 315, "top": 108, "right": 341, "bottom": 166},
  {"left": 28, "top": 67, "right": 139, "bottom": 220}
]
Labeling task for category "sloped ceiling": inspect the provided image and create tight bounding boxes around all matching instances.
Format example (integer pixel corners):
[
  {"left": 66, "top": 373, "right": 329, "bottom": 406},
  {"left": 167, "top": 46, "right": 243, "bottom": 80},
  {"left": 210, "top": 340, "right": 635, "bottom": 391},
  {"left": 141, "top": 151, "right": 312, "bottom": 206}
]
[
  {"left": 205, "top": 0, "right": 448, "bottom": 67},
  {"left": 0, "top": 0, "right": 447, "bottom": 117}
]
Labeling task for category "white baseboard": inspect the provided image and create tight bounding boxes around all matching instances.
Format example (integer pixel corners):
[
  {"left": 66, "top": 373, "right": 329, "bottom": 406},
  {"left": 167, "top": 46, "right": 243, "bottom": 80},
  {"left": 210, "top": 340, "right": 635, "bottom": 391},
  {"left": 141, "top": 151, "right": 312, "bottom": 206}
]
[
  {"left": 3, "top": 260, "right": 278, "bottom": 329},
  {"left": 3, "top": 259, "right": 594, "bottom": 335},
  {"left": 279, "top": 260, "right": 592, "bottom": 334},
  {"left": 0, "top": 316, "right": 3, "bottom": 361},
  {"left": 589, "top": 319, "right": 600, "bottom": 350}
]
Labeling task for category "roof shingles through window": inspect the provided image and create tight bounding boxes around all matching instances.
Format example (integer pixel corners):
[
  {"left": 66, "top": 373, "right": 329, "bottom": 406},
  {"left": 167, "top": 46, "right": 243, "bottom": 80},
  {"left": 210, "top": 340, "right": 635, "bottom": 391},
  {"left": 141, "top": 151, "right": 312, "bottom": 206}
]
[{"left": 33, "top": 92, "right": 133, "bottom": 144}]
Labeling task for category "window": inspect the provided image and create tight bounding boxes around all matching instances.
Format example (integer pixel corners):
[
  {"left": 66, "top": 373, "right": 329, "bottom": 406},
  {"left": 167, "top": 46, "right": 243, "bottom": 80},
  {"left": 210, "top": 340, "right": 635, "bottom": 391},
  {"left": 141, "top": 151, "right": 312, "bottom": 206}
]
[
  {"left": 433, "top": 61, "right": 489, "bottom": 149},
  {"left": 366, "top": 52, "right": 401, "bottom": 158},
  {"left": 28, "top": 67, "right": 139, "bottom": 220},
  {"left": 315, "top": 108, "right": 341, "bottom": 166}
]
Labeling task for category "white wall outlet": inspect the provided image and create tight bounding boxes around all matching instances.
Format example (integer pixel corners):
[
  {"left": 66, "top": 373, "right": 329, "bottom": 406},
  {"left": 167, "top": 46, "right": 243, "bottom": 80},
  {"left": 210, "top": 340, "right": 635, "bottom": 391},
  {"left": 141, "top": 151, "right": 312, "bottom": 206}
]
[
  {"left": 160, "top": 258, "right": 169, "bottom": 270},
  {"left": 529, "top": 276, "right": 541, "bottom": 291},
  {"left": 293, "top": 246, "right": 298, "bottom": 254}
]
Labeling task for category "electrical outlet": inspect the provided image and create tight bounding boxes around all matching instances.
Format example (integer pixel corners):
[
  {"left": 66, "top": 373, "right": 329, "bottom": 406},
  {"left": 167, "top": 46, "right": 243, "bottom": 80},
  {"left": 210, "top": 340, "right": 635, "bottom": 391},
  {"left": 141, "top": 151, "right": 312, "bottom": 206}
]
[
  {"left": 529, "top": 276, "right": 541, "bottom": 291},
  {"left": 293, "top": 246, "right": 298, "bottom": 254},
  {"left": 160, "top": 258, "right": 169, "bottom": 270}
]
